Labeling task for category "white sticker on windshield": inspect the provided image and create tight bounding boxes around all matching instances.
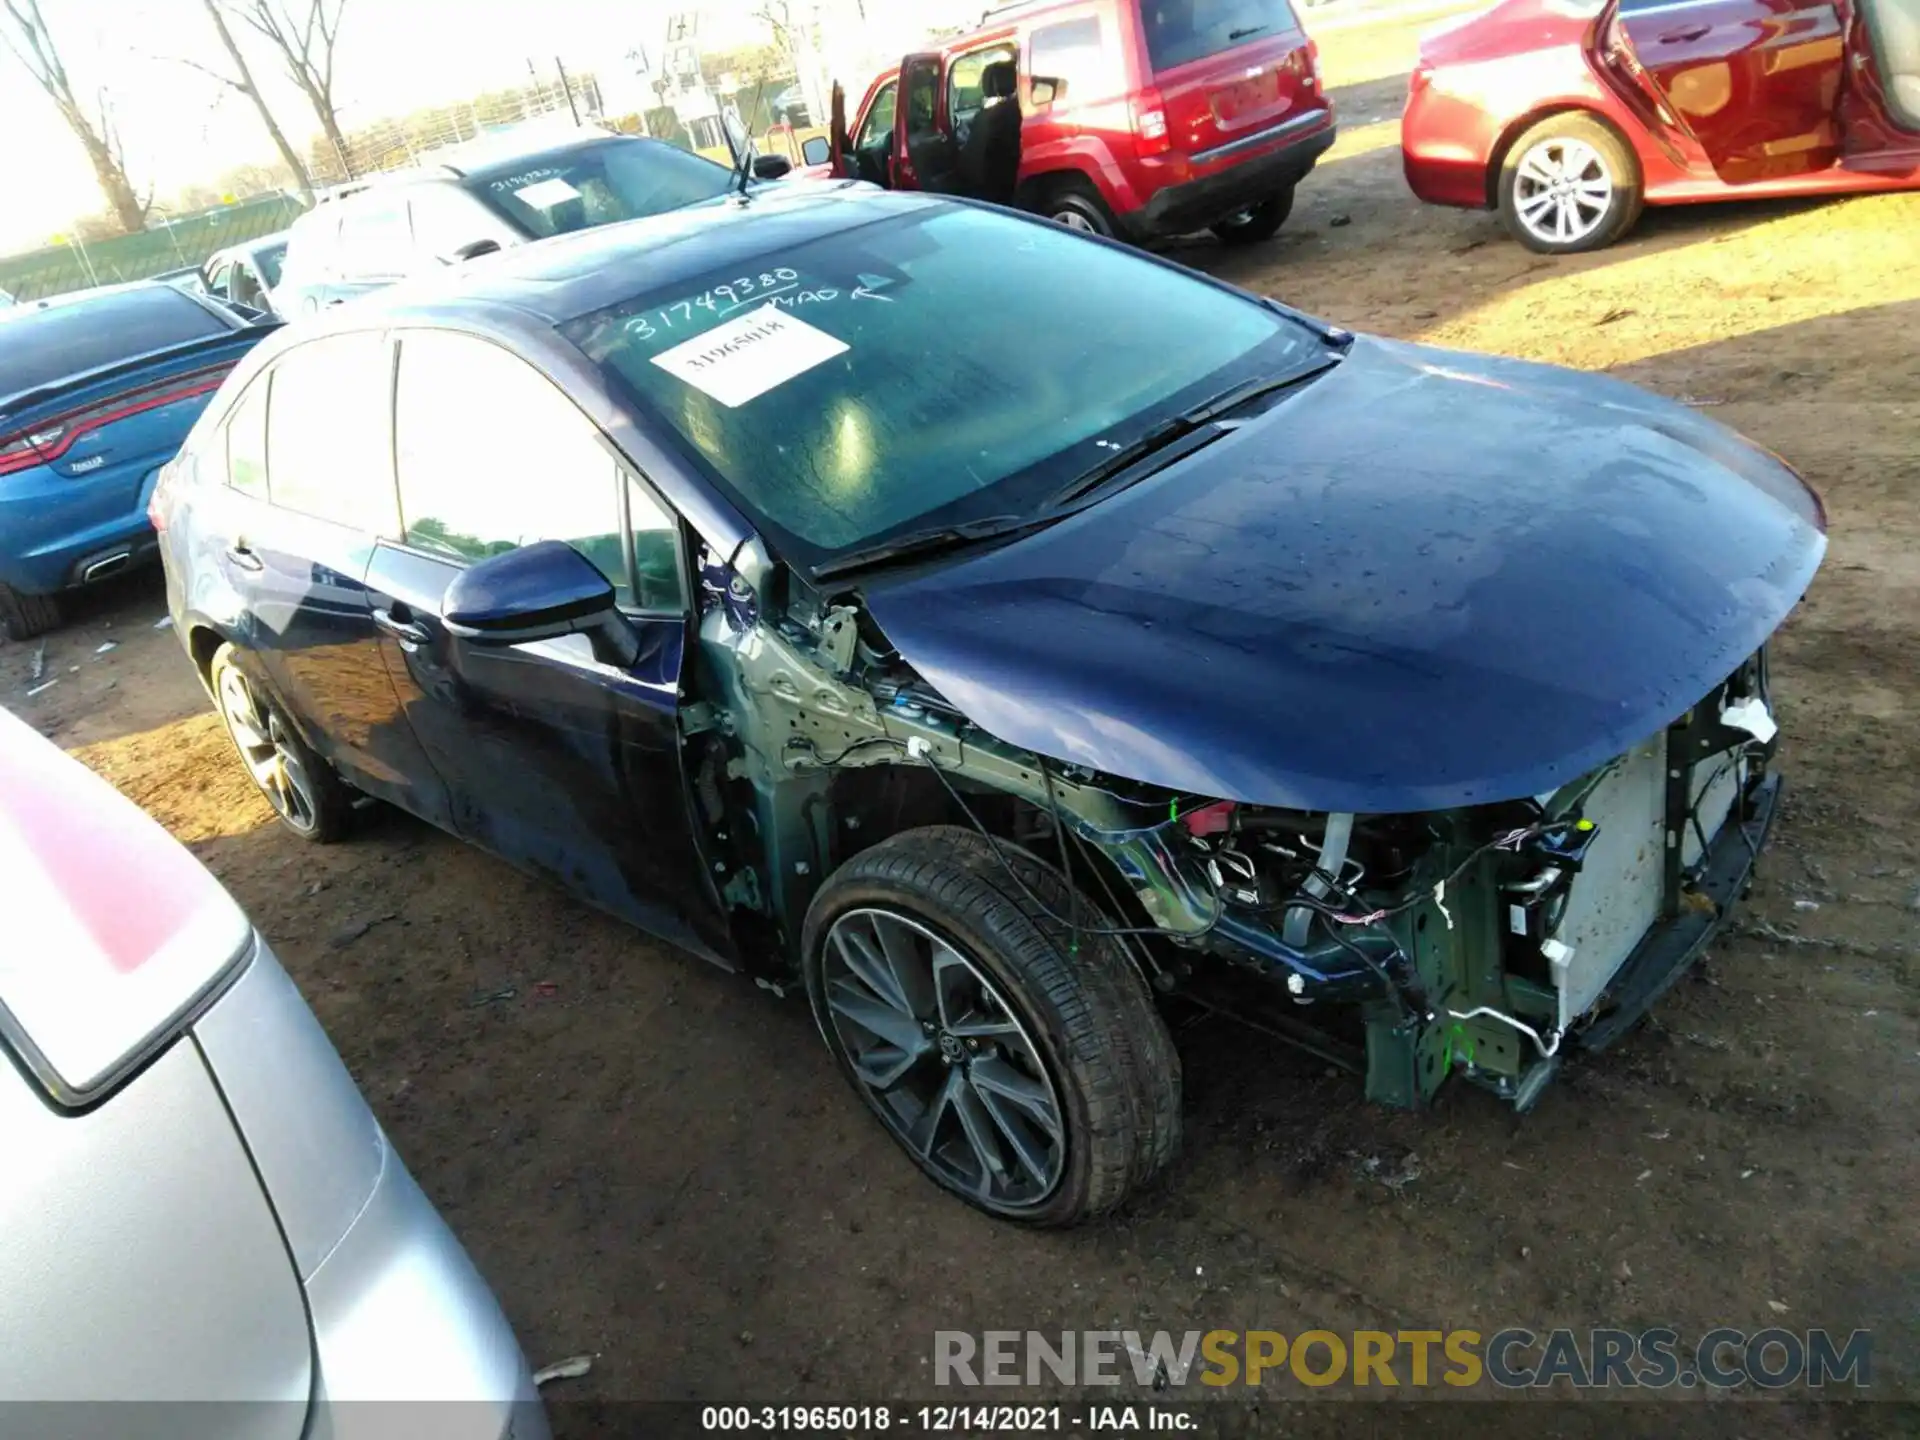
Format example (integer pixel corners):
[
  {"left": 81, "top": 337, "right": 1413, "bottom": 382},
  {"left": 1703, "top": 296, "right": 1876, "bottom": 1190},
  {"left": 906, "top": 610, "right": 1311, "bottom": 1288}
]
[
  {"left": 515, "top": 177, "right": 581, "bottom": 208},
  {"left": 648, "top": 304, "right": 848, "bottom": 408}
]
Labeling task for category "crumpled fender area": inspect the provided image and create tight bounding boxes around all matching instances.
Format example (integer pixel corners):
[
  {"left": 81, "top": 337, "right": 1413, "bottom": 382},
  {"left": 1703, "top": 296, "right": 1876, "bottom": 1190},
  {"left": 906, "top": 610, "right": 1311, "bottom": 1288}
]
[{"left": 864, "top": 336, "right": 1826, "bottom": 813}]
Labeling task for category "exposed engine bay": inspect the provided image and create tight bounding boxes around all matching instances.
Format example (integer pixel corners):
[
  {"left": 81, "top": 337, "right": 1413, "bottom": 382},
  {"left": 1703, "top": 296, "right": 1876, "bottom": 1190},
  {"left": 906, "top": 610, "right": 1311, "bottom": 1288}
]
[{"left": 682, "top": 547, "right": 1782, "bottom": 1111}]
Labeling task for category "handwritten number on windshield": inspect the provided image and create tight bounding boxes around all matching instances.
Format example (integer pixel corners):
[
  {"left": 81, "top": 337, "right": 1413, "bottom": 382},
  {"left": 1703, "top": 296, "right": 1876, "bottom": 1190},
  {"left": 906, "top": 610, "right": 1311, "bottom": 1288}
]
[{"left": 620, "top": 269, "right": 805, "bottom": 342}]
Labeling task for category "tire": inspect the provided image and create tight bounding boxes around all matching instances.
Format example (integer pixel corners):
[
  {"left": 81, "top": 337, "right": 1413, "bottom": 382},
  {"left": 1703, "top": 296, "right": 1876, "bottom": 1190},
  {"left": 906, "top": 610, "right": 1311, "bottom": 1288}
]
[
  {"left": 0, "top": 581, "right": 60, "bottom": 642},
  {"left": 1210, "top": 185, "right": 1295, "bottom": 245},
  {"left": 1496, "top": 114, "right": 1643, "bottom": 255},
  {"left": 1035, "top": 178, "right": 1118, "bottom": 239},
  {"left": 209, "top": 642, "right": 354, "bottom": 842},
  {"left": 802, "top": 825, "right": 1181, "bottom": 1226}
]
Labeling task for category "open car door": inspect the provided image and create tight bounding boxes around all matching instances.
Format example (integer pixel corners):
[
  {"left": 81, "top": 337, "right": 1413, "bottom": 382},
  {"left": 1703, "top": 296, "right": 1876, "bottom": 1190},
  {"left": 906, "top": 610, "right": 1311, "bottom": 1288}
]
[
  {"left": 827, "top": 80, "right": 852, "bottom": 178},
  {"left": 894, "top": 52, "right": 957, "bottom": 192},
  {"left": 1605, "top": 0, "right": 1845, "bottom": 183},
  {"left": 1840, "top": 0, "right": 1920, "bottom": 169}
]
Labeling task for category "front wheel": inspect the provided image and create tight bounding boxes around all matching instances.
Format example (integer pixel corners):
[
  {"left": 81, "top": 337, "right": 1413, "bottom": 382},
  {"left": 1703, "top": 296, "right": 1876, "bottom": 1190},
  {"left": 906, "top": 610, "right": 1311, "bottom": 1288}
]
[
  {"left": 210, "top": 643, "right": 354, "bottom": 841},
  {"left": 802, "top": 827, "right": 1181, "bottom": 1226},
  {"left": 1210, "top": 185, "right": 1295, "bottom": 245},
  {"left": 1496, "top": 114, "right": 1643, "bottom": 254}
]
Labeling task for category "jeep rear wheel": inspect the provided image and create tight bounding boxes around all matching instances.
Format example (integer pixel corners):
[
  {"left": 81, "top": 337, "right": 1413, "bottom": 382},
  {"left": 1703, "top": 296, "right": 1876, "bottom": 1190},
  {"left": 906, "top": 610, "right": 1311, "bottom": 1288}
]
[
  {"left": 802, "top": 826, "right": 1180, "bottom": 1226},
  {"left": 1035, "top": 178, "right": 1118, "bottom": 239},
  {"left": 0, "top": 582, "right": 61, "bottom": 642},
  {"left": 1211, "top": 185, "right": 1295, "bottom": 245}
]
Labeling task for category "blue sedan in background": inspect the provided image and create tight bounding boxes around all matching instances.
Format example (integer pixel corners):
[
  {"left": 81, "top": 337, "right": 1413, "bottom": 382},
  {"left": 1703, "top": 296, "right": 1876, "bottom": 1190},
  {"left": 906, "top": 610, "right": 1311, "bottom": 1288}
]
[
  {"left": 0, "top": 282, "right": 271, "bottom": 639},
  {"left": 154, "top": 185, "right": 1823, "bottom": 1225}
]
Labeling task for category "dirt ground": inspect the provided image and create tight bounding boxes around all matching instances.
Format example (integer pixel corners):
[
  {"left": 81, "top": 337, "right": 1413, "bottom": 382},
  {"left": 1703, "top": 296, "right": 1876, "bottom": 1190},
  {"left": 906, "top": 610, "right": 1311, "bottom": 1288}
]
[{"left": 8, "top": 13, "right": 1918, "bottom": 1433}]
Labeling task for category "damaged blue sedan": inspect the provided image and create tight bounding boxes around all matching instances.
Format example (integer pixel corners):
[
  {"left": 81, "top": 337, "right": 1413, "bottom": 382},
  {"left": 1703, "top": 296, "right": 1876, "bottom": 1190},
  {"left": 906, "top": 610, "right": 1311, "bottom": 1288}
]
[{"left": 154, "top": 185, "right": 1825, "bottom": 1225}]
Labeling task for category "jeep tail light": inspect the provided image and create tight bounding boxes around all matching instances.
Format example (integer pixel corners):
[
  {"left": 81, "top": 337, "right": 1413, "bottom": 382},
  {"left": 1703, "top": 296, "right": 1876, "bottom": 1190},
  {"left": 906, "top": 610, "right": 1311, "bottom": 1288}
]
[
  {"left": 1131, "top": 87, "right": 1171, "bottom": 156},
  {"left": 1306, "top": 38, "right": 1323, "bottom": 92},
  {"left": 0, "top": 363, "right": 233, "bottom": 479}
]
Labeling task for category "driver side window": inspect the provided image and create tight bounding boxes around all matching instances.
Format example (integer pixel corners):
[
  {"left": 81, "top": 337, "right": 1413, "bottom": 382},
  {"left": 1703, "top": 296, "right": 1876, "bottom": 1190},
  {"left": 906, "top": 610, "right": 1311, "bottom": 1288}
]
[
  {"left": 855, "top": 81, "right": 898, "bottom": 151},
  {"left": 393, "top": 330, "right": 682, "bottom": 610}
]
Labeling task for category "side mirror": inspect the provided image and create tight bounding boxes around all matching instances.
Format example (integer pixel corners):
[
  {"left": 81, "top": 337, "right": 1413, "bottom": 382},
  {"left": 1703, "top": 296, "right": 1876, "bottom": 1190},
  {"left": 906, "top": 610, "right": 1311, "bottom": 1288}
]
[
  {"left": 447, "top": 238, "right": 502, "bottom": 263},
  {"left": 442, "top": 540, "right": 639, "bottom": 665},
  {"left": 801, "top": 136, "right": 830, "bottom": 167},
  {"left": 752, "top": 153, "right": 793, "bottom": 180}
]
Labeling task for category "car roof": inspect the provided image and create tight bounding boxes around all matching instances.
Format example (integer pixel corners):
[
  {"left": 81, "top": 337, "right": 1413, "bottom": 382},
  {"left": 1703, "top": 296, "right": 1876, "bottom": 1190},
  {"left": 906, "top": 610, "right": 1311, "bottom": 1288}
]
[
  {"left": 0, "top": 707, "right": 251, "bottom": 1103},
  {"left": 303, "top": 181, "right": 942, "bottom": 335}
]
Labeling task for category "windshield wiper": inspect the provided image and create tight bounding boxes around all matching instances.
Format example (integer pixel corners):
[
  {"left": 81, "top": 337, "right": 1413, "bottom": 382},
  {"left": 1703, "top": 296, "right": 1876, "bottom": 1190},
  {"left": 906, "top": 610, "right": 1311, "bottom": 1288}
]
[
  {"left": 1228, "top": 24, "right": 1271, "bottom": 39},
  {"left": 812, "top": 514, "right": 1047, "bottom": 581},
  {"left": 1045, "top": 357, "right": 1341, "bottom": 511}
]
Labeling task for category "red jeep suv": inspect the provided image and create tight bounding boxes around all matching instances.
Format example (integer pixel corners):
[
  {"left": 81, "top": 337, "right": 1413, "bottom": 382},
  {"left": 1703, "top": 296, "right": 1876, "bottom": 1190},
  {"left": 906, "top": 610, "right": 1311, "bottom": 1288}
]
[{"left": 809, "top": 0, "right": 1337, "bottom": 245}]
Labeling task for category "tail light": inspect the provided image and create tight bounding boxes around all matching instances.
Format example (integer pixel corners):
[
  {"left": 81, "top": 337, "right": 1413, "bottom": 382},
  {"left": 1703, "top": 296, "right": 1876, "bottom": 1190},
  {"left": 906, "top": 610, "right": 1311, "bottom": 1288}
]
[
  {"left": 1131, "top": 87, "right": 1171, "bottom": 157},
  {"left": 1306, "top": 38, "right": 1324, "bottom": 92},
  {"left": 0, "top": 363, "right": 233, "bottom": 480},
  {"left": 1409, "top": 59, "right": 1434, "bottom": 96}
]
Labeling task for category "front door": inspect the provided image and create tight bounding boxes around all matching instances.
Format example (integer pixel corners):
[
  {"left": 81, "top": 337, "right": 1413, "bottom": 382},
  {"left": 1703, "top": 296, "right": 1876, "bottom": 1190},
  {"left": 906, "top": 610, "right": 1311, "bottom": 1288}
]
[
  {"left": 368, "top": 329, "right": 728, "bottom": 961},
  {"left": 1840, "top": 0, "right": 1920, "bottom": 167},
  {"left": 1614, "top": 0, "right": 1846, "bottom": 182},
  {"left": 223, "top": 337, "right": 453, "bottom": 826}
]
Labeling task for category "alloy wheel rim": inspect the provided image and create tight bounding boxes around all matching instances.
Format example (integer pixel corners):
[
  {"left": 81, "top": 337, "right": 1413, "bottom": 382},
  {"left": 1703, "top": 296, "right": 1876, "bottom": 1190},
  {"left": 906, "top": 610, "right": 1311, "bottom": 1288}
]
[
  {"left": 218, "top": 667, "right": 318, "bottom": 832},
  {"left": 1514, "top": 137, "right": 1613, "bottom": 245},
  {"left": 1054, "top": 207, "right": 1096, "bottom": 233},
  {"left": 821, "top": 908, "right": 1066, "bottom": 1211}
]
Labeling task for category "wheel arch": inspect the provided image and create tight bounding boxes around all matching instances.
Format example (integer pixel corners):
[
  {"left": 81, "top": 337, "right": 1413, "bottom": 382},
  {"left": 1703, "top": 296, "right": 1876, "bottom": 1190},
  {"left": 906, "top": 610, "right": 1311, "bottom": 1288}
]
[{"left": 1485, "top": 104, "right": 1640, "bottom": 209}]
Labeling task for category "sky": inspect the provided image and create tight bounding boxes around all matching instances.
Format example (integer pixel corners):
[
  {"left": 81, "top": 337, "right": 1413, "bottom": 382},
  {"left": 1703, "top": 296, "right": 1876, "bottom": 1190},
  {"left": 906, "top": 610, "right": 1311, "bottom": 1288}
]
[{"left": 0, "top": 0, "right": 784, "bottom": 253}]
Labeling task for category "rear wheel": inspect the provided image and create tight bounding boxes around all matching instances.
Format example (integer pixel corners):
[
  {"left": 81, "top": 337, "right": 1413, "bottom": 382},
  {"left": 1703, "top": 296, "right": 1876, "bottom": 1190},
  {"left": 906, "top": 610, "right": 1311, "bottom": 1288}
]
[
  {"left": 210, "top": 643, "right": 353, "bottom": 841},
  {"left": 1497, "top": 114, "right": 1643, "bottom": 254},
  {"left": 0, "top": 582, "right": 60, "bottom": 642},
  {"left": 1035, "top": 178, "right": 1118, "bottom": 239},
  {"left": 1210, "top": 185, "right": 1295, "bottom": 245},
  {"left": 803, "top": 826, "right": 1181, "bottom": 1226}
]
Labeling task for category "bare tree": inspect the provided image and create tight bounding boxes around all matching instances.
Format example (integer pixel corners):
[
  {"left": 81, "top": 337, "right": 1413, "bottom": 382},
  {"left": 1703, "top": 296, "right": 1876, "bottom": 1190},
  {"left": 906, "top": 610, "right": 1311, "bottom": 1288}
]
[
  {"left": 163, "top": 0, "right": 313, "bottom": 201},
  {"left": 229, "top": 0, "right": 350, "bottom": 179},
  {"left": 1, "top": 0, "right": 148, "bottom": 233}
]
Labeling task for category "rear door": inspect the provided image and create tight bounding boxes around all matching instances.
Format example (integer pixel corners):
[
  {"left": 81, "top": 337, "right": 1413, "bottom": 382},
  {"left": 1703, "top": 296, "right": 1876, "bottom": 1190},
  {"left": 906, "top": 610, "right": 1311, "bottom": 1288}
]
[
  {"left": 1840, "top": 0, "right": 1920, "bottom": 167},
  {"left": 1612, "top": 0, "right": 1845, "bottom": 182},
  {"left": 1140, "top": 0, "right": 1322, "bottom": 169},
  {"left": 368, "top": 329, "right": 728, "bottom": 959},
  {"left": 894, "top": 52, "right": 956, "bottom": 191},
  {"left": 227, "top": 333, "right": 454, "bottom": 825}
]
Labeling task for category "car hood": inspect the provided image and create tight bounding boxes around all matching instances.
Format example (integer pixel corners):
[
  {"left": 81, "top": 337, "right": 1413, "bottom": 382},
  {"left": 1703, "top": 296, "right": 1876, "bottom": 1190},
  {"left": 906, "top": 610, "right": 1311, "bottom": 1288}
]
[{"left": 862, "top": 335, "right": 1826, "bottom": 814}]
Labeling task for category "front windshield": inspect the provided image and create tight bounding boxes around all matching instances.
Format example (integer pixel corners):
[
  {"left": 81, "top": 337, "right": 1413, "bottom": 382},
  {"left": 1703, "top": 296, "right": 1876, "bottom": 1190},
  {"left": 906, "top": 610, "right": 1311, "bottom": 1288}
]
[
  {"left": 565, "top": 203, "right": 1319, "bottom": 568},
  {"left": 470, "top": 138, "right": 737, "bottom": 239}
]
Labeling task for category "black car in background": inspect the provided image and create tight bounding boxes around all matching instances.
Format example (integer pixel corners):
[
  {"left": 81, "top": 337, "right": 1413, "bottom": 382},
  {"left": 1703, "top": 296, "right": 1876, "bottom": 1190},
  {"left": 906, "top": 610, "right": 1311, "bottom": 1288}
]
[{"left": 276, "top": 131, "right": 794, "bottom": 315}]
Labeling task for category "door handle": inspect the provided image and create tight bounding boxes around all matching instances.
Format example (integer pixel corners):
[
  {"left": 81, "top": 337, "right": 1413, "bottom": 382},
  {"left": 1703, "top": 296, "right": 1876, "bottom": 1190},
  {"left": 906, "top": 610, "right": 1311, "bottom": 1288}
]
[
  {"left": 224, "top": 542, "right": 263, "bottom": 572},
  {"left": 1658, "top": 23, "right": 1711, "bottom": 42},
  {"left": 372, "top": 607, "right": 431, "bottom": 649}
]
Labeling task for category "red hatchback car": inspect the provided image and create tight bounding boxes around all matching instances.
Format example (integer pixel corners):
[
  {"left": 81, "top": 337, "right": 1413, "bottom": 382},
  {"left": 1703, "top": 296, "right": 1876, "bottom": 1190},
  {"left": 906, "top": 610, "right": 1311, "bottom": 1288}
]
[
  {"left": 1401, "top": 0, "right": 1920, "bottom": 252},
  {"left": 813, "top": 0, "right": 1338, "bottom": 244}
]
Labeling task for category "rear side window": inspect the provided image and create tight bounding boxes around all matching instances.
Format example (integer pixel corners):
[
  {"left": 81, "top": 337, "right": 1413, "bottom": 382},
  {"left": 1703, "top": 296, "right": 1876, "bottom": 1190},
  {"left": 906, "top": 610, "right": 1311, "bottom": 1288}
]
[
  {"left": 949, "top": 45, "right": 1018, "bottom": 129},
  {"left": 1143, "top": 0, "right": 1297, "bottom": 72},
  {"left": 225, "top": 377, "right": 269, "bottom": 499},
  {"left": 264, "top": 334, "right": 399, "bottom": 532},
  {"left": 392, "top": 330, "right": 636, "bottom": 604},
  {"left": 1030, "top": 16, "right": 1119, "bottom": 106},
  {"left": 0, "top": 287, "right": 226, "bottom": 399}
]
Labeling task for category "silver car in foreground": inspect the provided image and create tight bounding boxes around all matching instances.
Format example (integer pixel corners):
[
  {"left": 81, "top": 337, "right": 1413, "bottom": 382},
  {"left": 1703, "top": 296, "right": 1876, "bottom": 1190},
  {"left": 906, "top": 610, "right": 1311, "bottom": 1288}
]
[{"left": 0, "top": 704, "right": 548, "bottom": 1440}]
